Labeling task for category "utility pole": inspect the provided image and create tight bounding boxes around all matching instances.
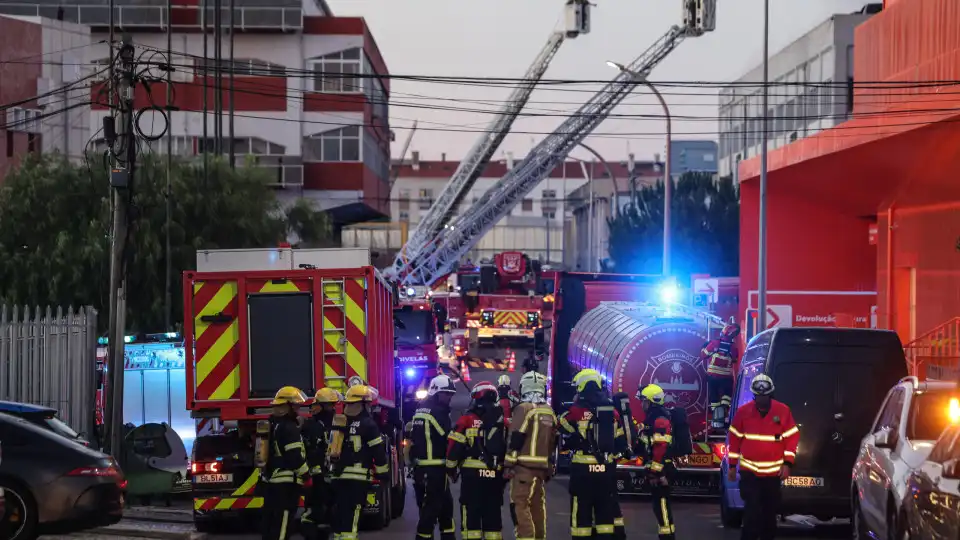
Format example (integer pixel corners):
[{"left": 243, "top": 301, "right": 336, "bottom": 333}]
[
  {"left": 104, "top": 37, "right": 137, "bottom": 457},
  {"left": 228, "top": 0, "right": 236, "bottom": 168}
]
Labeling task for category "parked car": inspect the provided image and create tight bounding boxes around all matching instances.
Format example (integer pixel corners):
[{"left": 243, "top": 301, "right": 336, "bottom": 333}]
[
  {"left": 0, "top": 412, "right": 125, "bottom": 539},
  {"left": 0, "top": 401, "right": 89, "bottom": 446},
  {"left": 901, "top": 422, "right": 960, "bottom": 539},
  {"left": 720, "top": 328, "right": 908, "bottom": 527},
  {"left": 852, "top": 377, "right": 957, "bottom": 539}
]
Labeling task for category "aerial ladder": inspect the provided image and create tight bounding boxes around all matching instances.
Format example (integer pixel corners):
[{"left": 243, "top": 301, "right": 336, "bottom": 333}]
[
  {"left": 390, "top": 0, "right": 592, "bottom": 281},
  {"left": 398, "top": 0, "right": 716, "bottom": 287}
]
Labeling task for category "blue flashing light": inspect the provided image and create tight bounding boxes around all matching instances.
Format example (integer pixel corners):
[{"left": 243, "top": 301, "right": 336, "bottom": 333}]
[
  {"left": 658, "top": 281, "right": 679, "bottom": 304},
  {"left": 405, "top": 368, "right": 417, "bottom": 380}
]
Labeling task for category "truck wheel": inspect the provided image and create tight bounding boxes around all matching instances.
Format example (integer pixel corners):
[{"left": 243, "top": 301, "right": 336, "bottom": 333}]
[{"left": 720, "top": 484, "right": 743, "bottom": 528}]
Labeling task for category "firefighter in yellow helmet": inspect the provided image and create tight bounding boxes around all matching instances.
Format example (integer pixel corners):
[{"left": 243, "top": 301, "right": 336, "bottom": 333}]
[
  {"left": 559, "top": 369, "right": 626, "bottom": 539},
  {"left": 262, "top": 386, "right": 309, "bottom": 540},
  {"left": 301, "top": 387, "right": 343, "bottom": 540},
  {"left": 637, "top": 383, "right": 677, "bottom": 540},
  {"left": 329, "top": 384, "right": 388, "bottom": 540}
]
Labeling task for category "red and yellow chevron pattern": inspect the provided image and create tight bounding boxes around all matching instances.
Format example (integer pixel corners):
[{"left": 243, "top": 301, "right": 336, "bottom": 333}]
[
  {"left": 193, "top": 470, "right": 305, "bottom": 511},
  {"left": 192, "top": 280, "right": 242, "bottom": 401},
  {"left": 492, "top": 310, "right": 527, "bottom": 327}
]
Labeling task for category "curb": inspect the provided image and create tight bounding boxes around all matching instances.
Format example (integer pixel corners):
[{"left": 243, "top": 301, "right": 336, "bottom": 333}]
[{"left": 88, "top": 526, "right": 205, "bottom": 540}]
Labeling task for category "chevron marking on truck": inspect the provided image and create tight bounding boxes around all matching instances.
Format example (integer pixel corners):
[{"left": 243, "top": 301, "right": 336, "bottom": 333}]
[
  {"left": 344, "top": 278, "right": 367, "bottom": 383},
  {"left": 493, "top": 310, "right": 527, "bottom": 327},
  {"left": 194, "top": 496, "right": 305, "bottom": 511},
  {"left": 322, "top": 281, "right": 348, "bottom": 391},
  {"left": 193, "top": 280, "right": 241, "bottom": 401}
]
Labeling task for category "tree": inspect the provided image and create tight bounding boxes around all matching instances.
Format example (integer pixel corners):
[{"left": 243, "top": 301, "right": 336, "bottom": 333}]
[
  {"left": 0, "top": 153, "right": 335, "bottom": 332},
  {"left": 606, "top": 172, "right": 739, "bottom": 281}
]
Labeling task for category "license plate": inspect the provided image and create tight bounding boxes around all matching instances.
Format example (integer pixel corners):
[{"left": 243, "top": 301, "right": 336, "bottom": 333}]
[
  {"left": 686, "top": 454, "right": 713, "bottom": 467},
  {"left": 194, "top": 473, "right": 233, "bottom": 484},
  {"left": 783, "top": 476, "right": 824, "bottom": 488}
]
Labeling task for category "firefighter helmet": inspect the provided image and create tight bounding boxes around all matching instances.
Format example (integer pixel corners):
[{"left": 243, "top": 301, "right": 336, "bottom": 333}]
[
  {"left": 271, "top": 386, "right": 307, "bottom": 405},
  {"left": 638, "top": 383, "right": 666, "bottom": 405},
  {"left": 750, "top": 374, "right": 775, "bottom": 396},
  {"left": 573, "top": 369, "right": 603, "bottom": 393},
  {"left": 497, "top": 374, "right": 512, "bottom": 387},
  {"left": 344, "top": 385, "right": 379, "bottom": 403},
  {"left": 428, "top": 374, "right": 457, "bottom": 396},
  {"left": 470, "top": 381, "right": 498, "bottom": 401},
  {"left": 721, "top": 323, "right": 741, "bottom": 339},
  {"left": 520, "top": 371, "right": 547, "bottom": 396},
  {"left": 314, "top": 387, "right": 343, "bottom": 404}
]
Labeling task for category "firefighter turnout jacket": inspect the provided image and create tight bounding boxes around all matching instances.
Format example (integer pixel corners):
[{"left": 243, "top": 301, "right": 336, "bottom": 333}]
[
  {"left": 639, "top": 405, "right": 674, "bottom": 474},
  {"left": 728, "top": 399, "right": 799, "bottom": 477},
  {"left": 332, "top": 410, "right": 389, "bottom": 481},
  {"left": 446, "top": 408, "right": 507, "bottom": 473},
  {"left": 505, "top": 401, "right": 557, "bottom": 471},
  {"left": 700, "top": 336, "right": 739, "bottom": 378},
  {"left": 264, "top": 416, "right": 309, "bottom": 484},
  {"left": 302, "top": 412, "right": 333, "bottom": 477},
  {"left": 559, "top": 402, "right": 626, "bottom": 468},
  {"left": 412, "top": 402, "right": 453, "bottom": 467}
]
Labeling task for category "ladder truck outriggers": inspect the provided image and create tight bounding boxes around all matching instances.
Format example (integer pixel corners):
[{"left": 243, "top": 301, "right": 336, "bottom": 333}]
[
  {"left": 396, "top": 0, "right": 717, "bottom": 288},
  {"left": 391, "top": 0, "right": 592, "bottom": 283}
]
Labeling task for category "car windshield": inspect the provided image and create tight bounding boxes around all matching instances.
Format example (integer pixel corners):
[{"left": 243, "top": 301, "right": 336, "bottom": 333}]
[
  {"left": 395, "top": 310, "right": 434, "bottom": 346},
  {"left": 44, "top": 414, "right": 81, "bottom": 439},
  {"left": 908, "top": 390, "right": 958, "bottom": 441}
]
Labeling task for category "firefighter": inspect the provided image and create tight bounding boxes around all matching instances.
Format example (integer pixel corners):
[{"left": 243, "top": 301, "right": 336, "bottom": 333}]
[
  {"left": 301, "top": 387, "right": 342, "bottom": 540},
  {"left": 412, "top": 374, "right": 458, "bottom": 540},
  {"left": 329, "top": 384, "right": 389, "bottom": 540},
  {"left": 496, "top": 374, "right": 515, "bottom": 428},
  {"left": 637, "top": 384, "right": 676, "bottom": 540},
  {"left": 700, "top": 323, "right": 741, "bottom": 429},
  {"left": 559, "top": 369, "right": 625, "bottom": 539},
  {"left": 446, "top": 381, "right": 508, "bottom": 540},
  {"left": 505, "top": 371, "right": 556, "bottom": 540},
  {"left": 522, "top": 350, "right": 539, "bottom": 374},
  {"left": 611, "top": 391, "right": 640, "bottom": 540},
  {"left": 727, "top": 374, "right": 800, "bottom": 540},
  {"left": 261, "top": 386, "right": 309, "bottom": 540},
  {"left": 403, "top": 420, "right": 425, "bottom": 508}
]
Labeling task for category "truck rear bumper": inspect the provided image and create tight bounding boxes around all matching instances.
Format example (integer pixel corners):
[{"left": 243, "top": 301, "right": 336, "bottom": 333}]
[
  {"left": 617, "top": 466, "right": 721, "bottom": 497},
  {"left": 478, "top": 328, "right": 534, "bottom": 339}
]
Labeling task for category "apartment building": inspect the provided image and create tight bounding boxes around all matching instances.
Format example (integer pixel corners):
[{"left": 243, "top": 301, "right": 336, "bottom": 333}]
[
  {"left": 0, "top": 0, "right": 391, "bottom": 221},
  {"left": 717, "top": 9, "right": 878, "bottom": 180}
]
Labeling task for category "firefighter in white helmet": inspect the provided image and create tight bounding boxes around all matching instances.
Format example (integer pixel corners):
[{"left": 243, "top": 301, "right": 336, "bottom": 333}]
[{"left": 411, "top": 374, "right": 457, "bottom": 540}]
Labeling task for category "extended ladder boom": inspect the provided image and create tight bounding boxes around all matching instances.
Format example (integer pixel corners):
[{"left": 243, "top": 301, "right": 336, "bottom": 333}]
[
  {"left": 392, "top": 0, "right": 591, "bottom": 280},
  {"left": 401, "top": 5, "right": 714, "bottom": 286}
]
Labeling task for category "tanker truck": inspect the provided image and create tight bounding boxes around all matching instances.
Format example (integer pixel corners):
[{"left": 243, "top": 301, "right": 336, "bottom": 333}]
[{"left": 545, "top": 272, "right": 736, "bottom": 496}]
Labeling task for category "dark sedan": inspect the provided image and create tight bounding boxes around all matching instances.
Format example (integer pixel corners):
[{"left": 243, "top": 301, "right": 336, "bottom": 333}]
[
  {"left": 902, "top": 422, "right": 960, "bottom": 540},
  {"left": 0, "top": 400, "right": 90, "bottom": 446},
  {"left": 0, "top": 412, "right": 125, "bottom": 539}
]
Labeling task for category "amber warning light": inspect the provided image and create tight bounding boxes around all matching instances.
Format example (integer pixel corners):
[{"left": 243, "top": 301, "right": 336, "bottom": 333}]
[{"left": 949, "top": 398, "right": 960, "bottom": 424}]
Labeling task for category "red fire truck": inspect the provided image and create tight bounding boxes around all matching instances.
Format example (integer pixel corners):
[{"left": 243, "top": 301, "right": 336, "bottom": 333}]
[
  {"left": 184, "top": 248, "right": 406, "bottom": 531},
  {"left": 394, "top": 299, "right": 441, "bottom": 423}
]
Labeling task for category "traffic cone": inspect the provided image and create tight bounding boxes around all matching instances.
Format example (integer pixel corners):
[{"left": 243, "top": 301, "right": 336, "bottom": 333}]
[
  {"left": 462, "top": 359, "right": 471, "bottom": 383},
  {"left": 507, "top": 350, "right": 516, "bottom": 373}
]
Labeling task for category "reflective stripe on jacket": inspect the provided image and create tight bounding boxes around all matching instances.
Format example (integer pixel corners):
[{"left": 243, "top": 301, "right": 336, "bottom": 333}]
[{"left": 727, "top": 399, "right": 799, "bottom": 477}]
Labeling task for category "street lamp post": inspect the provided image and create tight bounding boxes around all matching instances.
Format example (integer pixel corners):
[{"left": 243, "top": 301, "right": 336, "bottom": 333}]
[
  {"left": 757, "top": 0, "right": 771, "bottom": 330},
  {"left": 606, "top": 61, "right": 673, "bottom": 276}
]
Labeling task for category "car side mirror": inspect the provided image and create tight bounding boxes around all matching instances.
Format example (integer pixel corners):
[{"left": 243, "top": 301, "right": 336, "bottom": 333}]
[
  {"left": 944, "top": 459, "right": 960, "bottom": 480},
  {"left": 875, "top": 428, "right": 897, "bottom": 450}
]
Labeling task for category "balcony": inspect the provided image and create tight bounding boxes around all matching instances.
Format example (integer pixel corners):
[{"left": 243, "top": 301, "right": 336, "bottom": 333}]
[{"left": 0, "top": 1, "right": 303, "bottom": 32}]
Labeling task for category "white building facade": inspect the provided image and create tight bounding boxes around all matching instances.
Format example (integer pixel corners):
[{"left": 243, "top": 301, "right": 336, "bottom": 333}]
[
  {"left": 717, "top": 11, "right": 875, "bottom": 180},
  {"left": 0, "top": 0, "right": 392, "bottom": 221}
]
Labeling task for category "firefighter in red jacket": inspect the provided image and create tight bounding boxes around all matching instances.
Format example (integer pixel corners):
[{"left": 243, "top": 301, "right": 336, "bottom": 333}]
[
  {"left": 727, "top": 374, "right": 800, "bottom": 540},
  {"left": 637, "top": 384, "right": 676, "bottom": 540},
  {"left": 700, "top": 323, "right": 740, "bottom": 429},
  {"left": 446, "top": 381, "right": 507, "bottom": 540}
]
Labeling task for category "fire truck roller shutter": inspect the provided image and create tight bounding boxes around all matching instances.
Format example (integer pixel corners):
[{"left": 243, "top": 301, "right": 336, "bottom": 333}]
[{"left": 568, "top": 304, "right": 710, "bottom": 436}]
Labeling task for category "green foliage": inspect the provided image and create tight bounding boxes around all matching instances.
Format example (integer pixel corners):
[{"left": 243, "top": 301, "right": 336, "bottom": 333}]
[
  {"left": 606, "top": 172, "right": 739, "bottom": 281},
  {"left": 0, "top": 153, "right": 334, "bottom": 332}
]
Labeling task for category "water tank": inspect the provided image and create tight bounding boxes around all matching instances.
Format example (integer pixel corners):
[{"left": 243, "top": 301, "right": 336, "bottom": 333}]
[{"left": 568, "top": 302, "right": 710, "bottom": 437}]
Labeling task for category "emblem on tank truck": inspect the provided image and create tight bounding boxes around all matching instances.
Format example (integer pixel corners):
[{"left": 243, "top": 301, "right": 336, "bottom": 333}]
[{"left": 642, "top": 348, "right": 705, "bottom": 416}]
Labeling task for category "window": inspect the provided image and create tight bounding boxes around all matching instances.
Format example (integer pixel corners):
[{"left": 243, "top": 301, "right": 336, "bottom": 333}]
[
  {"left": 398, "top": 211, "right": 410, "bottom": 222},
  {"left": 908, "top": 391, "right": 957, "bottom": 441},
  {"left": 521, "top": 198, "right": 533, "bottom": 212},
  {"left": 928, "top": 425, "right": 960, "bottom": 464},
  {"left": 542, "top": 189, "right": 557, "bottom": 199},
  {"left": 542, "top": 210, "right": 556, "bottom": 219},
  {"left": 196, "top": 58, "right": 285, "bottom": 77},
  {"left": 303, "top": 126, "right": 361, "bottom": 162},
  {"left": 820, "top": 79, "right": 833, "bottom": 122},
  {"left": 5, "top": 130, "right": 12, "bottom": 157},
  {"left": 873, "top": 388, "right": 905, "bottom": 434},
  {"left": 308, "top": 48, "right": 362, "bottom": 93},
  {"left": 27, "top": 133, "right": 36, "bottom": 152},
  {"left": 144, "top": 136, "right": 194, "bottom": 156},
  {"left": 398, "top": 189, "right": 410, "bottom": 210},
  {"left": 418, "top": 188, "right": 433, "bottom": 210},
  {"left": 703, "top": 153, "right": 714, "bottom": 162}
]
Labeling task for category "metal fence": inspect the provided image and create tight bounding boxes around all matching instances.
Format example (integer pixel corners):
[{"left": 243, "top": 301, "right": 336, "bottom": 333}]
[{"left": 0, "top": 305, "right": 99, "bottom": 441}]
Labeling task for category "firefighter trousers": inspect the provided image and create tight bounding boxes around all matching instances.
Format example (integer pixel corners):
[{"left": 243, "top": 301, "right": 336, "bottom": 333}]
[
  {"left": 707, "top": 375, "right": 733, "bottom": 413},
  {"left": 331, "top": 478, "right": 367, "bottom": 540},
  {"left": 301, "top": 476, "right": 333, "bottom": 539},
  {"left": 739, "top": 471, "right": 781, "bottom": 540},
  {"left": 612, "top": 491, "right": 626, "bottom": 540},
  {"left": 510, "top": 467, "right": 547, "bottom": 540},
  {"left": 260, "top": 481, "right": 301, "bottom": 540},
  {"left": 415, "top": 467, "right": 455, "bottom": 540},
  {"left": 650, "top": 483, "right": 676, "bottom": 539},
  {"left": 568, "top": 466, "right": 617, "bottom": 539},
  {"left": 460, "top": 471, "right": 503, "bottom": 540}
]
